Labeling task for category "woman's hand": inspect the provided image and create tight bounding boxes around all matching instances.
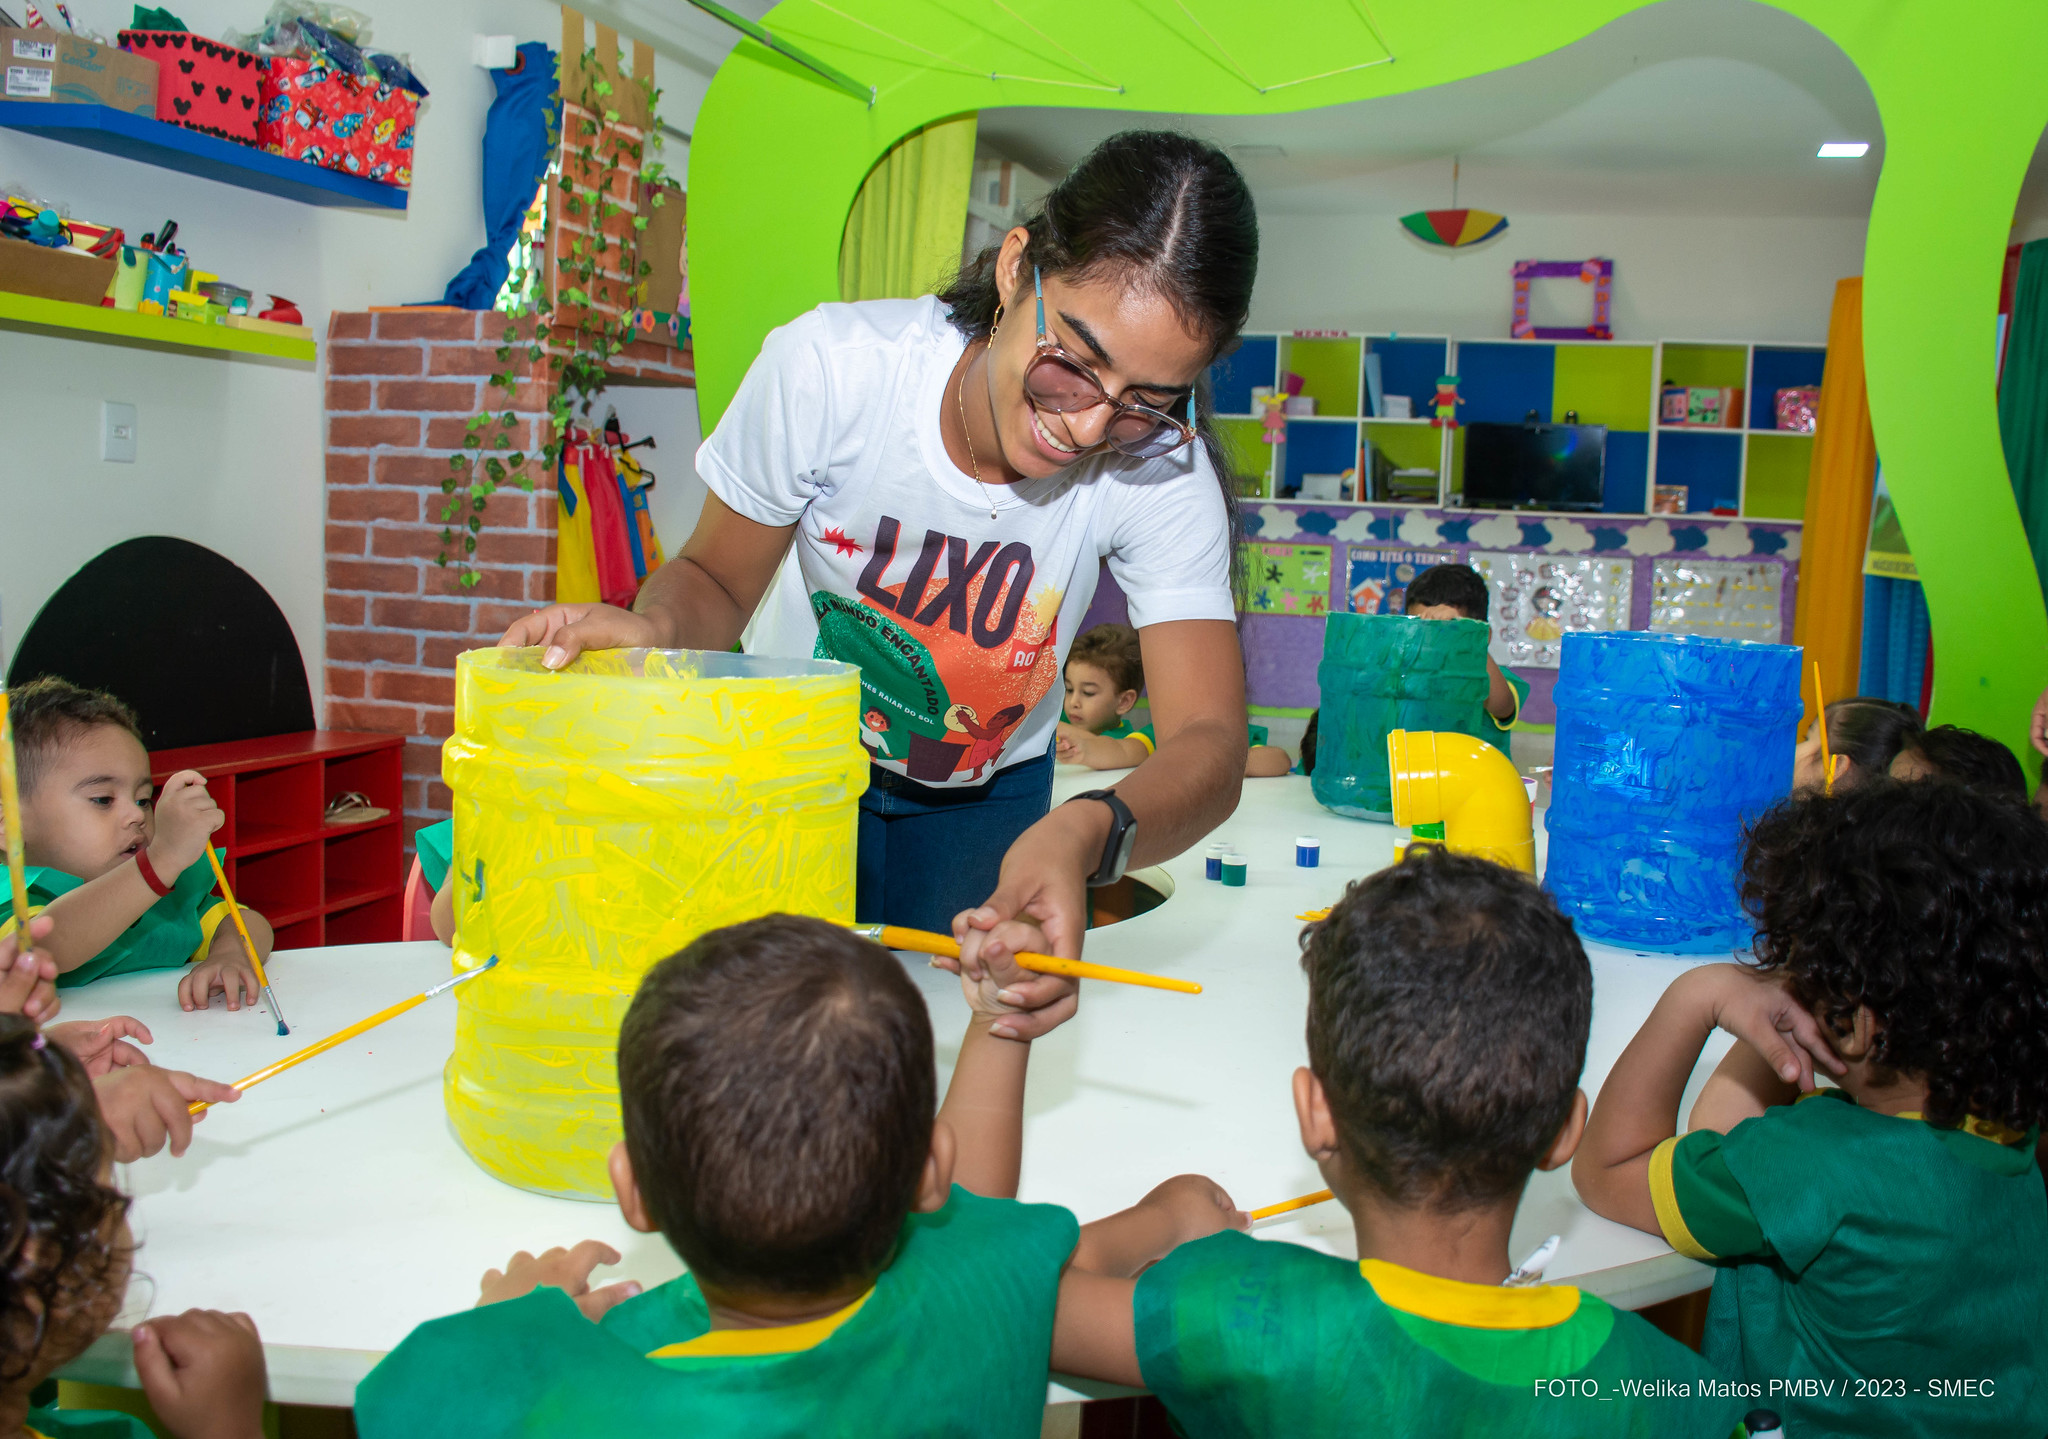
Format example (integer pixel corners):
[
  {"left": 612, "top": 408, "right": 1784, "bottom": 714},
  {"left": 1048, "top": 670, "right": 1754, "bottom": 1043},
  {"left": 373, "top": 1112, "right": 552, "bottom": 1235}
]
[
  {"left": 947, "top": 803, "right": 1104, "bottom": 1040},
  {"left": 496, "top": 604, "right": 670, "bottom": 669}
]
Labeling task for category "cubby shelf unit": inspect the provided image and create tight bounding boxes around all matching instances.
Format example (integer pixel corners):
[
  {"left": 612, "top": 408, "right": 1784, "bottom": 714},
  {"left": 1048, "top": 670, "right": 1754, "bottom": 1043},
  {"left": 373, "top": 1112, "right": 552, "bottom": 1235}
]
[
  {"left": 148, "top": 731, "right": 406, "bottom": 952},
  {"left": 1208, "top": 332, "right": 1825, "bottom": 522}
]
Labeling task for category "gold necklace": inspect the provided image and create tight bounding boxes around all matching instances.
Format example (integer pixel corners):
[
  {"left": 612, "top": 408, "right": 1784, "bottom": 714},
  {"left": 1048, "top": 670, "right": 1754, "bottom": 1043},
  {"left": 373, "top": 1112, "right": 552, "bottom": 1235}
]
[{"left": 957, "top": 339, "right": 1000, "bottom": 520}]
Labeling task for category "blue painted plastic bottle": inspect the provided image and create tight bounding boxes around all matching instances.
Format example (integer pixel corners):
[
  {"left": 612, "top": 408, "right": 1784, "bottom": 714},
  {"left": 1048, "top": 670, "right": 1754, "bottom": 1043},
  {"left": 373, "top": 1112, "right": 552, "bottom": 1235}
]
[
  {"left": 1311, "top": 613, "right": 1494, "bottom": 821},
  {"left": 1545, "top": 631, "right": 1801, "bottom": 953}
]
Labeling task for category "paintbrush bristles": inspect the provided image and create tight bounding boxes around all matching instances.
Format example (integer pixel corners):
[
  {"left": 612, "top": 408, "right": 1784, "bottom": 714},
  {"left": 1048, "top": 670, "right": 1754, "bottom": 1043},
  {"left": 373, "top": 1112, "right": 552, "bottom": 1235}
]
[{"left": 0, "top": 694, "right": 32, "bottom": 938}]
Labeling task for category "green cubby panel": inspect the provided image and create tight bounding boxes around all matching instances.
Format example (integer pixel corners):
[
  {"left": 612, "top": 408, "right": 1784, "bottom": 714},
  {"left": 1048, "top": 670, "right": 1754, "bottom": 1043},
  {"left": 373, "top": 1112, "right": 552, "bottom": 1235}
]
[
  {"left": 1214, "top": 416, "right": 1273, "bottom": 497},
  {"left": 1279, "top": 337, "right": 1362, "bottom": 418},
  {"left": 1744, "top": 433, "right": 1813, "bottom": 519},
  {"left": 1363, "top": 422, "right": 1442, "bottom": 471},
  {"left": 1553, "top": 344, "right": 1653, "bottom": 430},
  {"left": 1659, "top": 343, "right": 1747, "bottom": 390}
]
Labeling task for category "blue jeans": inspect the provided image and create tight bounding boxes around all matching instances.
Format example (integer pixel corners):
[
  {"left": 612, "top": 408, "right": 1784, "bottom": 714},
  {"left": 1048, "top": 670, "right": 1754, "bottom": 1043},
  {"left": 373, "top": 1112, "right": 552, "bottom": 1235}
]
[{"left": 857, "top": 746, "right": 1055, "bottom": 933}]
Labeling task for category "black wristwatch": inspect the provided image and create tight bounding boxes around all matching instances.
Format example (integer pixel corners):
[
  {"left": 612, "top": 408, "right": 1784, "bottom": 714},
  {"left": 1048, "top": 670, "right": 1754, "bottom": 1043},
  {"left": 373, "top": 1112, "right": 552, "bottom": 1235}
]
[{"left": 1067, "top": 789, "right": 1137, "bottom": 888}]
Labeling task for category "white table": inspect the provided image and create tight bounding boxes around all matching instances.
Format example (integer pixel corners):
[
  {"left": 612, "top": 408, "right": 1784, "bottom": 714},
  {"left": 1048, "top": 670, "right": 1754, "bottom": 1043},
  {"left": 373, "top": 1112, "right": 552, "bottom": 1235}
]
[{"left": 60, "top": 771, "right": 1728, "bottom": 1409}]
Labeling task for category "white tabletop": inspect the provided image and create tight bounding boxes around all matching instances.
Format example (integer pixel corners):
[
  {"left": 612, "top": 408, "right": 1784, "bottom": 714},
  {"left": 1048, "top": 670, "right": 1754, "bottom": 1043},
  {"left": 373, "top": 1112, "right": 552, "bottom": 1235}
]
[{"left": 60, "top": 770, "right": 1727, "bottom": 1407}]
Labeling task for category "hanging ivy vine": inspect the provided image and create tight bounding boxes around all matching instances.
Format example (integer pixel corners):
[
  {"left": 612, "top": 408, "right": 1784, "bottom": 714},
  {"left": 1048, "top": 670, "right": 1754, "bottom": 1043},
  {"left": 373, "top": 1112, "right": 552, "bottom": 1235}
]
[{"left": 438, "top": 48, "right": 669, "bottom": 585}]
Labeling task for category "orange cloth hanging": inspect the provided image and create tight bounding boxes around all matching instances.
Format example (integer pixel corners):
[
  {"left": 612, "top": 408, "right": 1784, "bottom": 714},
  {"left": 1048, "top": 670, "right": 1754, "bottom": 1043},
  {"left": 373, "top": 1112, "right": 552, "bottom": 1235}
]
[{"left": 1792, "top": 277, "right": 1879, "bottom": 727}]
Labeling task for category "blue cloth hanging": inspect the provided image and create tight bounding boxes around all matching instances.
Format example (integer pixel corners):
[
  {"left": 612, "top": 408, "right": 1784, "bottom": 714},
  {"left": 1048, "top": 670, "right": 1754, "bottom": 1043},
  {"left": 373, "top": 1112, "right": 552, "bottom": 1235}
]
[
  {"left": 1858, "top": 575, "right": 1928, "bottom": 706},
  {"left": 440, "top": 42, "right": 560, "bottom": 310}
]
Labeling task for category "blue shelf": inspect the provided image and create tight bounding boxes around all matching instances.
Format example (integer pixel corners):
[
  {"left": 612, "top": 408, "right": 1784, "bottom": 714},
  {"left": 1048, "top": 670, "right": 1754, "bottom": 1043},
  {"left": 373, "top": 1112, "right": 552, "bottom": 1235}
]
[{"left": 0, "top": 102, "right": 407, "bottom": 211}]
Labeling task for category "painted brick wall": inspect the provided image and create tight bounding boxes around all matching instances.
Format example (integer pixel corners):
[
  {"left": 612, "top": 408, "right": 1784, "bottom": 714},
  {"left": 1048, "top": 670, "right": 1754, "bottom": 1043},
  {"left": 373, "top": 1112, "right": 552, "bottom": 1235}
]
[{"left": 323, "top": 309, "right": 693, "bottom": 849}]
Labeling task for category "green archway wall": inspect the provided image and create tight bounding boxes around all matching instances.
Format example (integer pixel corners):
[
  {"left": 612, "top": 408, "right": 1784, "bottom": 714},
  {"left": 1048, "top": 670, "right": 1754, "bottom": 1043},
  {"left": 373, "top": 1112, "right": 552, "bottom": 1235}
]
[{"left": 689, "top": 0, "right": 2048, "bottom": 757}]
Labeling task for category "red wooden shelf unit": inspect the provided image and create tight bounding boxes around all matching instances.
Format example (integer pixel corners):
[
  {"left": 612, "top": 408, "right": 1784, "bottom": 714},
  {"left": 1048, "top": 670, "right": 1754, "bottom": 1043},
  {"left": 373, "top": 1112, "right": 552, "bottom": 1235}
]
[{"left": 149, "top": 730, "right": 406, "bottom": 950}]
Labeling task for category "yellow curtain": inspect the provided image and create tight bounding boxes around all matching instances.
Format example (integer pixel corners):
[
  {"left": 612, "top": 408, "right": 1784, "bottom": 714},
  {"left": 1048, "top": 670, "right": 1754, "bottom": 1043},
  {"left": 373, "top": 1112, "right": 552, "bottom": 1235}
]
[
  {"left": 839, "top": 114, "right": 978, "bottom": 302},
  {"left": 1792, "top": 277, "right": 1880, "bottom": 723}
]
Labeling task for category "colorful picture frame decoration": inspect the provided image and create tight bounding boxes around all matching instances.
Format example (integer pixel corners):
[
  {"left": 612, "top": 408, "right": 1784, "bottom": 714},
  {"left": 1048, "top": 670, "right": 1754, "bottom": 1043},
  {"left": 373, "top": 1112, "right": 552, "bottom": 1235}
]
[{"left": 1511, "top": 258, "right": 1613, "bottom": 340}]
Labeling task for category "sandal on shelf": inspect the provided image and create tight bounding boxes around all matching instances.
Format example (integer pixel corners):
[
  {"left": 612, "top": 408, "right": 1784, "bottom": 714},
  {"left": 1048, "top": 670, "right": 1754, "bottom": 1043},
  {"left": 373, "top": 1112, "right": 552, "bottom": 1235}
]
[{"left": 325, "top": 791, "right": 391, "bottom": 826}]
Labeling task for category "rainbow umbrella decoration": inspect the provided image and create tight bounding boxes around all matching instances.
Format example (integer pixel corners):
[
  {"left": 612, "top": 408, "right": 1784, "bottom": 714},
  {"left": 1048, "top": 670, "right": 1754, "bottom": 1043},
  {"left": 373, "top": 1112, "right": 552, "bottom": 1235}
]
[{"left": 1400, "top": 208, "right": 1509, "bottom": 248}]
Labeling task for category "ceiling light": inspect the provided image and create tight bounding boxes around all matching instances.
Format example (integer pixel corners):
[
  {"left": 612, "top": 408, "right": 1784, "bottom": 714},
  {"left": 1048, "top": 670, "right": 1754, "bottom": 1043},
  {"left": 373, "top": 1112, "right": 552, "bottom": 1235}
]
[{"left": 1817, "top": 142, "right": 1870, "bottom": 158}]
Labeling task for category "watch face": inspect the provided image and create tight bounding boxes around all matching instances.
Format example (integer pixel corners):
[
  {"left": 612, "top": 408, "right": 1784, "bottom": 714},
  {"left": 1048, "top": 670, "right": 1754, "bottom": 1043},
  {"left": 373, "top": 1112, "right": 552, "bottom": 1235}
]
[{"left": 1111, "top": 823, "right": 1137, "bottom": 879}]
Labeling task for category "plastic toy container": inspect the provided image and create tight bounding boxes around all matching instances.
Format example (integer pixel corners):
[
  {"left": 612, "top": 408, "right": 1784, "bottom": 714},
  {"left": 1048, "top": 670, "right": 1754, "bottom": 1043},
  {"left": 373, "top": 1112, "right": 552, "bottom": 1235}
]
[
  {"left": 1544, "top": 631, "right": 1800, "bottom": 953},
  {"left": 1310, "top": 612, "right": 1494, "bottom": 820},
  {"left": 441, "top": 647, "right": 867, "bottom": 1198}
]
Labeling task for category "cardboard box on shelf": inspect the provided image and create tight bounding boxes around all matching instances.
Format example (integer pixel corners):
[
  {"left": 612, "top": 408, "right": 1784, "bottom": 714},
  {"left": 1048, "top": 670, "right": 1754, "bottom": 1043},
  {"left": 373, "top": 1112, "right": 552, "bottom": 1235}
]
[
  {"left": 0, "top": 233, "right": 118, "bottom": 304},
  {"left": 1, "top": 28, "right": 156, "bottom": 112},
  {"left": 118, "top": 29, "right": 265, "bottom": 146}
]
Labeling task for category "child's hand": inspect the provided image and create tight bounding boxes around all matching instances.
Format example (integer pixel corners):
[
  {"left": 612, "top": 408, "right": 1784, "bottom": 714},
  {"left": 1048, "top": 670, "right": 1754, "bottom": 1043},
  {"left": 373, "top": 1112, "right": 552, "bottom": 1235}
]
[
  {"left": 1693, "top": 962, "right": 1846, "bottom": 1090},
  {"left": 1055, "top": 721, "right": 1083, "bottom": 761},
  {"left": 47, "top": 1015, "right": 152, "bottom": 1075},
  {"left": 1133, "top": 1174, "right": 1248, "bottom": 1249},
  {"left": 132, "top": 1308, "right": 268, "bottom": 1439},
  {"left": 954, "top": 916, "right": 1075, "bottom": 1039},
  {"left": 180, "top": 950, "right": 261, "bottom": 1013},
  {"left": 146, "top": 771, "right": 224, "bottom": 882},
  {"left": 95, "top": 1065, "right": 240, "bottom": 1161},
  {"left": 478, "top": 1241, "right": 644, "bottom": 1322},
  {"left": 0, "top": 914, "right": 60, "bottom": 1022}
]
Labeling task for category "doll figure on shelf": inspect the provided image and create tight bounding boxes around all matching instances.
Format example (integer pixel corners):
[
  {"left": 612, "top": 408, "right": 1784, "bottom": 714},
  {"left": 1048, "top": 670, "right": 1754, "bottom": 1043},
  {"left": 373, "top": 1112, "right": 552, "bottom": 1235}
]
[{"left": 1432, "top": 375, "right": 1463, "bottom": 429}]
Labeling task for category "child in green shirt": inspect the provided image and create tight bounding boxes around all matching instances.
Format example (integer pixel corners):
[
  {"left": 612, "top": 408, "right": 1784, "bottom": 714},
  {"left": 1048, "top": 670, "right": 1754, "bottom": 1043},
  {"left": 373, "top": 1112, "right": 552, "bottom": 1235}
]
[
  {"left": 0, "top": 679, "right": 267, "bottom": 1007},
  {"left": 1574, "top": 780, "right": 2048, "bottom": 1438},
  {"left": 0, "top": 1011, "right": 269, "bottom": 1439},
  {"left": 1402, "top": 561, "right": 1526, "bottom": 738},
  {"left": 1051, "top": 849, "right": 1750, "bottom": 1438},
  {"left": 1056, "top": 622, "right": 1292, "bottom": 775},
  {"left": 356, "top": 913, "right": 1079, "bottom": 1437}
]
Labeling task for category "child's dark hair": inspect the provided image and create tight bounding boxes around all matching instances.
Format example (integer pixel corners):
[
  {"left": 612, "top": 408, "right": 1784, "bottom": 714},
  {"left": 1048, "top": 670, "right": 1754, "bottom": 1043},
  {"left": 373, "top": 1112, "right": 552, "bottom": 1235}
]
[
  {"left": 939, "top": 130, "right": 1257, "bottom": 601},
  {"left": 616, "top": 916, "right": 935, "bottom": 1298},
  {"left": 1066, "top": 623, "right": 1144, "bottom": 698},
  {"left": 1299, "top": 849, "right": 1591, "bottom": 1210},
  {"left": 1741, "top": 781, "right": 2048, "bottom": 1132},
  {"left": 1404, "top": 564, "right": 1490, "bottom": 621},
  {"left": 1899, "top": 724, "right": 2027, "bottom": 803},
  {"left": 1299, "top": 708, "right": 1320, "bottom": 777},
  {"left": 1820, "top": 698, "right": 1922, "bottom": 784},
  {"left": 6, "top": 678, "right": 144, "bottom": 800},
  {"left": 0, "top": 1014, "right": 128, "bottom": 1382}
]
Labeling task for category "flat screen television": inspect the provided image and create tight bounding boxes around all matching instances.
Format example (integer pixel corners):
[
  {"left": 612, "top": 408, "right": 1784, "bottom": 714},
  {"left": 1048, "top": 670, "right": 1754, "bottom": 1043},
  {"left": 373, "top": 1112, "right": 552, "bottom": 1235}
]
[{"left": 1462, "top": 422, "right": 1607, "bottom": 511}]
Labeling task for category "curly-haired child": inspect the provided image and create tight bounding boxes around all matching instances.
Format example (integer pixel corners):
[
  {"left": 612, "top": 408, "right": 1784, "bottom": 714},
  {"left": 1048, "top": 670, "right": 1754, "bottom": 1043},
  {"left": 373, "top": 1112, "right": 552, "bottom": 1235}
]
[
  {"left": 1574, "top": 780, "right": 2048, "bottom": 1439},
  {"left": 0, "top": 1012, "right": 269, "bottom": 1438}
]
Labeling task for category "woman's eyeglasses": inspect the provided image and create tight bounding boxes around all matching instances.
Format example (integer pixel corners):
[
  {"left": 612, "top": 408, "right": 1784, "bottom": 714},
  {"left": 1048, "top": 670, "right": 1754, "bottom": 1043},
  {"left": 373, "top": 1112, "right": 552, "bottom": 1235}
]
[{"left": 1020, "top": 266, "right": 1198, "bottom": 460}]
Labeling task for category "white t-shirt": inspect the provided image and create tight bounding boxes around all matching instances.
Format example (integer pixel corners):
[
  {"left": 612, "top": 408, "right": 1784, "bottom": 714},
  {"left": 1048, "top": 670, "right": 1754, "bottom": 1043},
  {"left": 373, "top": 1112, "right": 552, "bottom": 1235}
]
[{"left": 698, "top": 296, "right": 1234, "bottom": 789}]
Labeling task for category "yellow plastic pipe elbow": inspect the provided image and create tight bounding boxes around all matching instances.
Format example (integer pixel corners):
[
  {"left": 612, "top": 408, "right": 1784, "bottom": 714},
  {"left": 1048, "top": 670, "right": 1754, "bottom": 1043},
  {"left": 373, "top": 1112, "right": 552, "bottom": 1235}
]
[{"left": 1386, "top": 729, "right": 1536, "bottom": 875}]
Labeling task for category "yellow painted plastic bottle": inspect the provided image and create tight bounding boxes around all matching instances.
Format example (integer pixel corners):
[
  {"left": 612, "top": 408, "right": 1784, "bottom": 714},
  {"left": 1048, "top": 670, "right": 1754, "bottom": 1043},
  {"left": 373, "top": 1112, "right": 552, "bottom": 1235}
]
[{"left": 442, "top": 647, "right": 866, "bottom": 1198}]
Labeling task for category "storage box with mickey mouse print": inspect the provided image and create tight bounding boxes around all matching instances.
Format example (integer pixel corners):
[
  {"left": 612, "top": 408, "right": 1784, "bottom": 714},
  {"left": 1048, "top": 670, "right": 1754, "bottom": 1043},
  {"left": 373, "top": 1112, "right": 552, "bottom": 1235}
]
[{"left": 118, "top": 29, "right": 265, "bottom": 146}]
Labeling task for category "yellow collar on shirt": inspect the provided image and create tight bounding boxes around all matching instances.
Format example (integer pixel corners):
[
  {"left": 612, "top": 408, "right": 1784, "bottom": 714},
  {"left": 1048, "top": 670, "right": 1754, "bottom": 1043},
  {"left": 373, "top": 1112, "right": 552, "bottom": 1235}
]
[
  {"left": 1892, "top": 1110, "right": 2033, "bottom": 1146},
  {"left": 646, "top": 1287, "right": 874, "bottom": 1360},
  {"left": 1360, "top": 1258, "right": 1580, "bottom": 1330}
]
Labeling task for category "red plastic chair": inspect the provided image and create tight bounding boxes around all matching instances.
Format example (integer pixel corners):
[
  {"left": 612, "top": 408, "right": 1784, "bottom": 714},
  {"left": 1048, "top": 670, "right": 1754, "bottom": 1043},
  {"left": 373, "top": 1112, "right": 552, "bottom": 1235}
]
[{"left": 401, "top": 856, "right": 433, "bottom": 942}]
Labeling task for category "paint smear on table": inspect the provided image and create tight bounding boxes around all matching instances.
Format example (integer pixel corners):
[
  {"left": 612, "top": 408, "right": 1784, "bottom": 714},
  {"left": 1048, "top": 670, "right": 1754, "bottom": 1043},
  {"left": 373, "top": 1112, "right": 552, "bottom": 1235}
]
[{"left": 442, "top": 647, "right": 866, "bottom": 1199}]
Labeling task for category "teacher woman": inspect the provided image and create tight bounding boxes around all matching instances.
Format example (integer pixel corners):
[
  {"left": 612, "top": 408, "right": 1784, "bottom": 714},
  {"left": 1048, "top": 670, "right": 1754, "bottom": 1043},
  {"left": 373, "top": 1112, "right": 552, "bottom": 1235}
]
[{"left": 501, "top": 131, "right": 1259, "bottom": 1032}]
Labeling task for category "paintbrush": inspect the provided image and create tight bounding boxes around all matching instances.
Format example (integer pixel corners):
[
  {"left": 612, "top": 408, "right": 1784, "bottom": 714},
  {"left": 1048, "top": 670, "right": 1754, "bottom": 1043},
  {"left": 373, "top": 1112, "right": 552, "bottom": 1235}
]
[
  {"left": 1811, "top": 661, "right": 1837, "bottom": 795},
  {"left": 189, "top": 956, "right": 497, "bottom": 1114},
  {"left": 204, "top": 846, "right": 288, "bottom": 1036},
  {"left": 847, "top": 923, "right": 1201, "bottom": 995},
  {"left": 0, "top": 692, "right": 29, "bottom": 943},
  {"left": 1247, "top": 1188, "right": 1334, "bottom": 1221}
]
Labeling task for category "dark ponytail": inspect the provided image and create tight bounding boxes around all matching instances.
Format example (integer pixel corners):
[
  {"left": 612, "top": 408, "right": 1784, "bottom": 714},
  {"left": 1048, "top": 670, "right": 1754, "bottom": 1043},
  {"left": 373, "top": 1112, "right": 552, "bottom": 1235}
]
[
  {"left": 940, "top": 130, "right": 1259, "bottom": 603},
  {"left": 1823, "top": 699, "right": 1923, "bottom": 783},
  {"left": 0, "top": 1015, "right": 126, "bottom": 1381}
]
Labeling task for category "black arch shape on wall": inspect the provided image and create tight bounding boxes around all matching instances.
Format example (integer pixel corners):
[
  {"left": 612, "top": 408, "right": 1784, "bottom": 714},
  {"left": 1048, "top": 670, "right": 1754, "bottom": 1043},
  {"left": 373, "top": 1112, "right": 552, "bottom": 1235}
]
[{"left": 6, "top": 537, "right": 315, "bottom": 751}]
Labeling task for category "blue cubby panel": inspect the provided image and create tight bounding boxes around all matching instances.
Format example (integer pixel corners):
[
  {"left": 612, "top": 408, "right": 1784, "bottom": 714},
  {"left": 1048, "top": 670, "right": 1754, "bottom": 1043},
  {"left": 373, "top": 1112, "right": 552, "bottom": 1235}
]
[
  {"left": 1748, "top": 347, "right": 1828, "bottom": 429},
  {"left": 1370, "top": 338, "right": 1447, "bottom": 418},
  {"left": 1602, "top": 430, "right": 1650, "bottom": 513},
  {"left": 1655, "top": 430, "right": 1743, "bottom": 513},
  {"left": 1279, "top": 420, "right": 1360, "bottom": 498},
  {"left": 1211, "top": 336, "right": 1278, "bottom": 415},
  {"left": 1456, "top": 342, "right": 1555, "bottom": 425}
]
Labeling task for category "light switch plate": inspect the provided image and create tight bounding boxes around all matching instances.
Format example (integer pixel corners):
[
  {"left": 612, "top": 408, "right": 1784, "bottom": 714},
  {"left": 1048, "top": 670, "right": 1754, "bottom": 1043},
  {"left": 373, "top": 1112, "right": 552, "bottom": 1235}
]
[
  {"left": 101, "top": 401, "right": 137, "bottom": 463},
  {"left": 473, "top": 34, "right": 516, "bottom": 68}
]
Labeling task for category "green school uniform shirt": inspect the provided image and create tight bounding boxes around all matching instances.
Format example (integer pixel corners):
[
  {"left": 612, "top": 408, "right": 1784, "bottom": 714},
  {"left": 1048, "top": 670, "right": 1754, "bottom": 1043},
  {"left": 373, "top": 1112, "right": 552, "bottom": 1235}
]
[
  {"left": 0, "top": 849, "right": 229, "bottom": 988},
  {"left": 1103, "top": 720, "right": 1269, "bottom": 754},
  {"left": 414, "top": 818, "right": 454, "bottom": 892},
  {"left": 26, "top": 1409, "right": 153, "bottom": 1439},
  {"left": 355, "top": 1186, "right": 1078, "bottom": 1438},
  {"left": 1651, "top": 1087, "right": 2048, "bottom": 1439},
  {"left": 1487, "top": 666, "right": 1530, "bottom": 739},
  {"left": 1134, "top": 1231, "right": 1749, "bottom": 1439}
]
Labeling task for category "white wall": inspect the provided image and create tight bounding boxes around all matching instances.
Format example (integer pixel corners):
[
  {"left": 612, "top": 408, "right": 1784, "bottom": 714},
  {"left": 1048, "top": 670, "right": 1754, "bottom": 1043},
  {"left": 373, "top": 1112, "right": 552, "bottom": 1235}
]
[
  {"left": 1249, "top": 212, "right": 1866, "bottom": 343},
  {"left": 0, "top": 0, "right": 719, "bottom": 693}
]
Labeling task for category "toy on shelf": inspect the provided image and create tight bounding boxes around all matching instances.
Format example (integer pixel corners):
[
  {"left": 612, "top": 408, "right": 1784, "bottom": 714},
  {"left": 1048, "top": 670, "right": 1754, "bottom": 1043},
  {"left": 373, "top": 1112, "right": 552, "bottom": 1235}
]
[
  {"left": 259, "top": 293, "right": 302, "bottom": 323},
  {"left": 1431, "top": 374, "right": 1462, "bottom": 428},
  {"left": 1774, "top": 385, "right": 1819, "bottom": 433},
  {"left": 118, "top": 29, "right": 267, "bottom": 147},
  {"left": 1511, "top": 257, "right": 1613, "bottom": 341}
]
